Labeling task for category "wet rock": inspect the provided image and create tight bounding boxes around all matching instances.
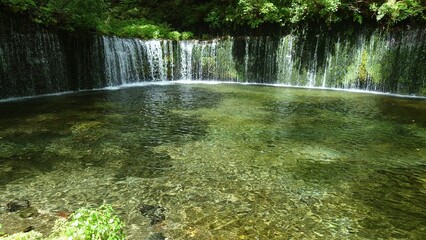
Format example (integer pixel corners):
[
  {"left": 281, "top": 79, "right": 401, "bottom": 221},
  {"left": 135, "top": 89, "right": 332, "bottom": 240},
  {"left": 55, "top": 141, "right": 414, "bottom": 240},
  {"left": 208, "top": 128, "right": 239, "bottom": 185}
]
[
  {"left": 23, "top": 226, "right": 35, "bottom": 233},
  {"left": 147, "top": 232, "right": 167, "bottom": 240},
  {"left": 19, "top": 206, "right": 39, "bottom": 218},
  {"left": 139, "top": 204, "right": 166, "bottom": 225},
  {"left": 6, "top": 200, "right": 30, "bottom": 212}
]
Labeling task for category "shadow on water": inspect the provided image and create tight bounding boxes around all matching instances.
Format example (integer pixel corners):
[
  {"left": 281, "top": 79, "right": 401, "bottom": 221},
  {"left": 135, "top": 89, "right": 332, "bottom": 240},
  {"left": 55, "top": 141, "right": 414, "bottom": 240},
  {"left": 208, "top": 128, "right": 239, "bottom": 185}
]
[
  {"left": 0, "top": 151, "right": 54, "bottom": 185},
  {"left": 114, "top": 149, "right": 173, "bottom": 179},
  {"left": 255, "top": 89, "right": 426, "bottom": 238},
  {"left": 352, "top": 165, "right": 426, "bottom": 239},
  {"left": 0, "top": 85, "right": 223, "bottom": 185},
  {"left": 377, "top": 96, "right": 426, "bottom": 128}
]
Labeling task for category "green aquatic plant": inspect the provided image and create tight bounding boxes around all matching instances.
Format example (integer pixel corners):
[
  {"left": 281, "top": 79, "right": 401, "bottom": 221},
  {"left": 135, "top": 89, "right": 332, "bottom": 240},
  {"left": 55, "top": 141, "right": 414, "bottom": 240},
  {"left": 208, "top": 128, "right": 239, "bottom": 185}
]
[
  {"left": 0, "top": 206, "right": 125, "bottom": 239},
  {"left": 51, "top": 205, "right": 125, "bottom": 240}
]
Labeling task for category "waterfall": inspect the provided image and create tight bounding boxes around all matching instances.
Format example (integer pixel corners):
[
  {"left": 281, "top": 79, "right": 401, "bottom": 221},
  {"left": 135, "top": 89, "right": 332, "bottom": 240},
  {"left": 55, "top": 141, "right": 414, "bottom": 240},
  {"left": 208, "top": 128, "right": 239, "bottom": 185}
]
[
  {"left": 276, "top": 35, "right": 295, "bottom": 85},
  {"left": 273, "top": 28, "right": 426, "bottom": 94},
  {"left": 0, "top": 29, "right": 68, "bottom": 98},
  {"left": 179, "top": 41, "right": 194, "bottom": 80},
  {"left": 144, "top": 40, "right": 167, "bottom": 81},
  {"left": 1, "top": 18, "right": 425, "bottom": 99}
]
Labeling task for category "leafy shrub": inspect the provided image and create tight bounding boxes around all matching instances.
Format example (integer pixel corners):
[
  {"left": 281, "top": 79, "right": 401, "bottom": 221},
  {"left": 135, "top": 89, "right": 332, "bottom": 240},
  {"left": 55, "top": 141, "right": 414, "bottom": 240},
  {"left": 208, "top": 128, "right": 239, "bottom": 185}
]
[
  {"left": 370, "top": 0, "right": 424, "bottom": 24},
  {"left": 1, "top": 0, "right": 36, "bottom": 13},
  {"left": 51, "top": 205, "right": 125, "bottom": 240},
  {"left": 181, "top": 31, "right": 194, "bottom": 40},
  {"left": 120, "top": 24, "right": 162, "bottom": 38},
  {"left": 167, "top": 31, "right": 181, "bottom": 40},
  {"left": 0, "top": 205, "right": 125, "bottom": 240},
  {"left": 100, "top": 18, "right": 183, "bottom": 39}
]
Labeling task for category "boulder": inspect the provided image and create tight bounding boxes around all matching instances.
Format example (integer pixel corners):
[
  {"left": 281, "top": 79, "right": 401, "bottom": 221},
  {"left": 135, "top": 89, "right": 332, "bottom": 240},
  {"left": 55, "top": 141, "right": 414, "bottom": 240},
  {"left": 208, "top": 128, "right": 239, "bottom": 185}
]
[{"left": 6, "top": 200, "right": 30, "bottom": 212}]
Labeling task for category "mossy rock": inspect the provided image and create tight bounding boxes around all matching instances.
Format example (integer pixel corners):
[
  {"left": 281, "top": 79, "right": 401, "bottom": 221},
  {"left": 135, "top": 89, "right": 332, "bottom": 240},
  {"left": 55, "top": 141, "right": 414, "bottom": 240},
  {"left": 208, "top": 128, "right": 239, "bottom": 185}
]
[{"left": 19, "top": 206, "right": 39, "bottom": 218}]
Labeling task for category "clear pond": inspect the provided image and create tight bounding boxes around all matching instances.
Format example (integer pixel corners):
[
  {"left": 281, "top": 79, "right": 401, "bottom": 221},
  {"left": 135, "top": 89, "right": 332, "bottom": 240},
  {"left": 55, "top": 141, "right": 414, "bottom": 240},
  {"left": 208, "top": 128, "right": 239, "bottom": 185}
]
[{"left": 0, "top": 84, "right": 425, "bottom": 239}]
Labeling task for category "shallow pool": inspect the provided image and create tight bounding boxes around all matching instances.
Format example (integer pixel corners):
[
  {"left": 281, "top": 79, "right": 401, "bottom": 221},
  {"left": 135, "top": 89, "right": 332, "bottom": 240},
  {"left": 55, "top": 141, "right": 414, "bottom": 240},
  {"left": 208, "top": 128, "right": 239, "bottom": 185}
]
[{"left": 0, "top": 84, "right": 425, "bottom": 239}]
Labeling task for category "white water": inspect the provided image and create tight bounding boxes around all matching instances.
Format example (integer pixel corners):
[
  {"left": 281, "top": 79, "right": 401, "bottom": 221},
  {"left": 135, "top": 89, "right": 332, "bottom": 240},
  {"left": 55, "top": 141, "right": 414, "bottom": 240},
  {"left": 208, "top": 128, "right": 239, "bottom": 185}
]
[
  {"left": 102, "top": 30, "right": 425, "bottom": 93},
  {"left": 1, "top": 26, "right": 424, "bottom": 99}
]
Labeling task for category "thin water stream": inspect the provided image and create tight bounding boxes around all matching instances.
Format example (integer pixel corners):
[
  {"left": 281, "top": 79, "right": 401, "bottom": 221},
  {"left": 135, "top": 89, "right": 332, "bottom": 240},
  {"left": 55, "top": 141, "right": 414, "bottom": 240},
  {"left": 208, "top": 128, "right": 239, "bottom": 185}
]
[{"left": 0, "top": 84, "right": 425, "bottom": 239}]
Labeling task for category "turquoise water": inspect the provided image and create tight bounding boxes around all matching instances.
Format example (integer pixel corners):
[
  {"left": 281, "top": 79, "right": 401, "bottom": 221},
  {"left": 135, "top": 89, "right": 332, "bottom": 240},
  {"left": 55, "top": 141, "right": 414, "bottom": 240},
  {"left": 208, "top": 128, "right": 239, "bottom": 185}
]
[{"left": 0, "top": 84, "right": 425, "bottom": 239}]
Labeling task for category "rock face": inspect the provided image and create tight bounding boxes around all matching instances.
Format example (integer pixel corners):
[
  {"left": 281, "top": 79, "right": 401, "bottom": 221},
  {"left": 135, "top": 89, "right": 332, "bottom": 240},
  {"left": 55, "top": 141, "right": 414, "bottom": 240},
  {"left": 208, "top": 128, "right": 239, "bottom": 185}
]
[
  {"left": 139, "top": 204, "right": 166, "bottom": 225},
  {"left": 6, "top": 200, "right": 30, "bottom": 212}
]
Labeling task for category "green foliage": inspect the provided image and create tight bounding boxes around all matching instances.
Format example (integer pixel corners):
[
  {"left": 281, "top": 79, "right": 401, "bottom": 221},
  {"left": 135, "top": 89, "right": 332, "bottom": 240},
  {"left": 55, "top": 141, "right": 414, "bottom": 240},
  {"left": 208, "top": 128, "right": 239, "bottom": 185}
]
[
  {"left": 370, "top": 0, "right": 424, "bottom": 24},
  {"left": 318, "top": 0, "right": 342, "bottom": 23},
  {"left": 233, "top": 0, "right": 282, "bottom": 27},
  {"left": 0, "top": 0, "right": 35, "bottom": 13},
  {"left": 46, "top": 0, "right": 106, "bottom": 31},
  {"left": 2, "top": 0, "right": 425, "bottom": 37},
  {"left": 98, "top": 18, "right": 191, "bottom": 40},
  {"left": 181, "top": 31, "right": 194, "bottom": 40},
  {"left": 168, "top": 31, "right": 181, "bottom": 41},
  {"left": 205, "top": 8, "right": 223, "bottom": 29},
  {"left": 118, "top": 22, "right": 165, "bottom": 39},
  {"left": 52, "top": 205, "right": 125, "bottom": 240},
  {"left": 289, "top": 1, "right": 307, "bottom": 23},
  {"left": 0, "top": 206, "right": 125, "bottom": 240}
]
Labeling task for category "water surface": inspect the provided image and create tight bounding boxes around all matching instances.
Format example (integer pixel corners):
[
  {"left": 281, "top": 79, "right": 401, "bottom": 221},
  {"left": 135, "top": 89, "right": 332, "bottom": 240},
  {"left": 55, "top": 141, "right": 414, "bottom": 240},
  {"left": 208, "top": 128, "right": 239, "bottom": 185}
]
[{"left": 0, "top": 84, "right": 425, "bottom": 239}]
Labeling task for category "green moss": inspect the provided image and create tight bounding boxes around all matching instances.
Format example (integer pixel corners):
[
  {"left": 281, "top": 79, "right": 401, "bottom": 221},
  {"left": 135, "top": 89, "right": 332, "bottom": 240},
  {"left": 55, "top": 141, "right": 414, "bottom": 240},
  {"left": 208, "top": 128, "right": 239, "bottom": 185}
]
[{"left": 358, "top": 49, "right": 368, "bottom": 83}]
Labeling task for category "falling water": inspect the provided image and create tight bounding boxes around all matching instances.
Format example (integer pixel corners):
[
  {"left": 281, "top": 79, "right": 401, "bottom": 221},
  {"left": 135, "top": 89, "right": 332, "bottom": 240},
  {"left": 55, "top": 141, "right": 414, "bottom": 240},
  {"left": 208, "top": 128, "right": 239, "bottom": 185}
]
[
  {"left": 144, "top": 40, "right": 167, "bottom": 81},
  {"left": 276, "top": 35, "right": 295, "bottom": 85},
  {"left": 1, "top": 18, "right": 425, "bottom": 99},
  {"left": 0, "top": 29, "right": 68, "bottom": 98},
  {"left": 100, "top": 29, "right": 426, "bottom": 94},
  {"left": 179, "top": 41, "right": 194, "bottom": 80}
]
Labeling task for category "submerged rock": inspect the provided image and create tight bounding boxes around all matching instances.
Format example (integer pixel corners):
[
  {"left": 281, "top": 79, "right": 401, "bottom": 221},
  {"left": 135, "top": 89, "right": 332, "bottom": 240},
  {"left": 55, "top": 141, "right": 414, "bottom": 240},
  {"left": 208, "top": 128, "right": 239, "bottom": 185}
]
[
  {"left": 18, "top": 206, "right": 39, "bottom": 218},
  {"left": 6, "top": 200, "right": 30, "bottom": 212},
  {"left": 147, "top": 232, "right": 167, "bottom": 240},
  {"left": 23, "top": 226, "right": 35, "bottom": 232},
  {"left": 139, "top": 204, "right": 166, "bottom": 225}
]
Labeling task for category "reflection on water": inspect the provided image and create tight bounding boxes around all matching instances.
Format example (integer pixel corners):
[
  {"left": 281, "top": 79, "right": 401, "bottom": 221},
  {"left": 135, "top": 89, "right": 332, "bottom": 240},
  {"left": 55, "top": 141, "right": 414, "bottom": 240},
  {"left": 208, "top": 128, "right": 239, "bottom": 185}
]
[{"left": 0, "top": 84, "right": 425, "bottom": 239}]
